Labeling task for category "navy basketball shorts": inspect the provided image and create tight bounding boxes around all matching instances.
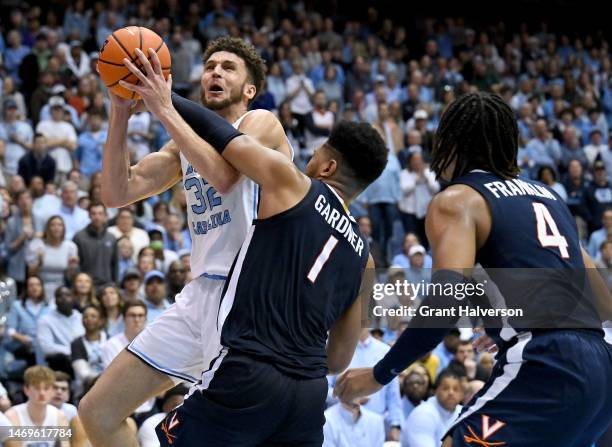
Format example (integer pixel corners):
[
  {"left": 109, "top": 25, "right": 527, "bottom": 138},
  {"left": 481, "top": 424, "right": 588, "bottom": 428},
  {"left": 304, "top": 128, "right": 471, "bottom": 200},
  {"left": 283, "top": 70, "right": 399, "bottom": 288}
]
[
  {"left": 445, "top": 330, "right": 612, "bottom": 447},
  {"left": 156, "top": 350, "right": 328, "bottom": 447}
]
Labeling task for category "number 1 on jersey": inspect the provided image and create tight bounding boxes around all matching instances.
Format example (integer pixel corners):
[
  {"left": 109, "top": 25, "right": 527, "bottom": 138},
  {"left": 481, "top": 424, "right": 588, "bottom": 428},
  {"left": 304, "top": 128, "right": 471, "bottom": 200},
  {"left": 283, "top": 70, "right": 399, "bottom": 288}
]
[
  {"left": 532, "top": 203, "right": 570, "bottom": 259},
  {"left": 308, "top": 236, "right": 339, "bottom": 283}
]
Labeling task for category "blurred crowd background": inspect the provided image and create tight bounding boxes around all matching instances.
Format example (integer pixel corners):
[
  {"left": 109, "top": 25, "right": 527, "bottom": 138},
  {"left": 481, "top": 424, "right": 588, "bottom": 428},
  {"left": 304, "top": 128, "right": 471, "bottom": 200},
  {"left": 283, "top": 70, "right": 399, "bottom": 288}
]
[{"left": 0, "top": 0, "right": 611, "bottom": 445}]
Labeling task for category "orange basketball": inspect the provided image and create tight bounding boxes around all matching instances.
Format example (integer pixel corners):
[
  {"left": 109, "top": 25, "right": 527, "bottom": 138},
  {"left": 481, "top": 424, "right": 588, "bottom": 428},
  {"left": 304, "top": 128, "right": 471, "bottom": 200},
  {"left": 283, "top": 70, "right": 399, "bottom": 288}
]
[{"left": 97, "top": 26, "right": 171, "bottom": 100}]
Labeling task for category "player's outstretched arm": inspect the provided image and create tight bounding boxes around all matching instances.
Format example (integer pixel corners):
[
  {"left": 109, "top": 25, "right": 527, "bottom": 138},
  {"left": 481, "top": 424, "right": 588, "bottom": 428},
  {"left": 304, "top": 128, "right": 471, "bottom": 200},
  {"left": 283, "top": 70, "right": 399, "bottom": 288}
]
[
  {"left": 101, "top": 95, "right": 181, "bottom": 208},
  {"left": 334, "top": 186, "right": 481, "bottom": 402},
  {"left": 326, "top": 255, "right": 375, "bottom": 375}
]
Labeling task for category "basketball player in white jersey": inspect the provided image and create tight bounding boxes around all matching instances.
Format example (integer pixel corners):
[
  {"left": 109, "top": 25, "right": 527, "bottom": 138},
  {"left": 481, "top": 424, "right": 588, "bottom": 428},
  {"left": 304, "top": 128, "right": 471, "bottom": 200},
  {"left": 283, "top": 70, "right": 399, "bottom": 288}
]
[
  {"left": 79, "top": 37, "right": 293, "bottom": 446},
  {"left": 5, "top": 366, "right": 69, "bottom": 447}
]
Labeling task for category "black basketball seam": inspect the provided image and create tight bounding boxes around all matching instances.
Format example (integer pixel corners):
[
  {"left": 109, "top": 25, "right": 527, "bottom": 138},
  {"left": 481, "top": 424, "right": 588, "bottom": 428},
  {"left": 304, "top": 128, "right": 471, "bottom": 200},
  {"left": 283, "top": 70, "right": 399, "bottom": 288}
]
[
  {"left": 106, "top": 63, "right": 144, "bottom": 88},
  {"left": 111, "top": 31, "right": 138, "bottom": 63},
  {"left": 139, "top": 27, "right": 143, "bottom": 53},
  {"left": 98, "top": 58, "right": 126, "bottom": 67}
]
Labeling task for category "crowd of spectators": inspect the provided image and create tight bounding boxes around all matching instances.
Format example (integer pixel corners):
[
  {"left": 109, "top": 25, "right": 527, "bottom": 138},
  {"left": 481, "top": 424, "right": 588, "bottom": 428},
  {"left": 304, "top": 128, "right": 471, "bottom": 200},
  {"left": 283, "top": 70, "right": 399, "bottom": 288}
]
[{"left": 0, "top": 0, "right": 611, "bottom": 445}]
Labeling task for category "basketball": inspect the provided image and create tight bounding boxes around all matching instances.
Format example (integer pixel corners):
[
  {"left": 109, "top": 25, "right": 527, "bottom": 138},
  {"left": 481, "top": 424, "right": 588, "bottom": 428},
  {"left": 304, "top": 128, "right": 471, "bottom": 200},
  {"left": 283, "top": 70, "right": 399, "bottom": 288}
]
[{"left": 97, "top": 26, "right": 171, "bottom": 100}]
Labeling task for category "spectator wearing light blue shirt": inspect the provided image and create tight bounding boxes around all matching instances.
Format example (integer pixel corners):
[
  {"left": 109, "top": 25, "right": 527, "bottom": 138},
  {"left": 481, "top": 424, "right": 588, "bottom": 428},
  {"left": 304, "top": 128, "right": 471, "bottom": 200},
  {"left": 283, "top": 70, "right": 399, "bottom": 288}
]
[
  {"left": 525, "top": 119, "right": 562, "bottom": 177},
  {"left": 432, "top": 329, "right": 461, "bottom": 373},
  {"left": 359, "top": 152, "right": 401, "bottom": 260},
  {"left": 143, "top": 271, "right": 171, "bottom": 323},
  {"left": 37, "top": 286, "right": 85, "bottom": 374},
  {"left": 391, "top": 233, "right": 433, "bottom": 270},
  {"left": 46, "top": 181, "right": 90, "bottom": 240},
  {"left": 323, "top": 401, "right": 385, "bottom": 447},
  {"left": 75, "top": 112, "right": 107, "bottom": 177},
  {"left": 328, "top": 329, "right": 403, "bottom": 441},
  {"left": 401, "top": 371, "right": 464, "bottom": 447},
  {"left": 3, "top": 30, "right": 30, "bottom": 83},
  {"left": 587, "top": 209, "right": 612, "bottom": 259}
]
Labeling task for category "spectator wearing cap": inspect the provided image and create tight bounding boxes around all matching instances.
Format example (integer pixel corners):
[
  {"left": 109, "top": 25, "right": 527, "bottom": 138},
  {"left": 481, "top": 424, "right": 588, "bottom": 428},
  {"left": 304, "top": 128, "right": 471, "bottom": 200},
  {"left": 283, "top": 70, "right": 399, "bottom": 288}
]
[
  {"left": 121, "top": 269, "right": 144, "bottom": 302},
  {"left": 584, "top": 129, "right": 609, "bottom": 167},
  {"left": 108, "top": 208, "right": 150, "bottom": 263},
  {"left": 38, "top": 85, "right": 81, "bottom": 130},
  {"left": 143, "top": 270, "right": 170, "bottom": 323},
  {"left": 2, "top": 98, "right": 34, "bottom": 177},
  {"left": 586, "top": 161, "right": 612, "bottom": 233},
  {"left": 525, "top": 119, "right": 562, "bottom": 177},
  {"left": 73, "top": 203, "right": 116, "bottom": 286},
  {"left": 65, "top": 40, "right": 90, "bottom": 79},
  {"left": 404, "top": 244, "right": 431, "bottom": 288},
  {"left": 406, "top": 109, "right": 434, "bottom": 154},
  {"left": 75, "top": 111, "right": 107, "bottom": 177},
  {"left": 37, "top": 286, "right": 84, "bottom": 376},
  {"left": 35, "top": 95, "right": 77, "bottom": 182},
  {"left": 392, "top": 233, "right": 433, "bottom": 271},
  {"left": 18, "top": 133, "right": 56, "bottom": 186},
  {"left": 398, "top": 150, "right": 439, "bottom": 248}
]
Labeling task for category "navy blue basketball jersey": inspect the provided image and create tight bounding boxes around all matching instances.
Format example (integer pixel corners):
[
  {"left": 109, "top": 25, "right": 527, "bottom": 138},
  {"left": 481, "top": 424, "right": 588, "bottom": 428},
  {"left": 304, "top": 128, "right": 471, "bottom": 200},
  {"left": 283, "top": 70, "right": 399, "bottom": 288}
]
[
  {"left": 451, "top": 170, "right": 600, "bottom": 338},
  {"left": 217, "top": 179, "right": 370, "bottom": 379}
]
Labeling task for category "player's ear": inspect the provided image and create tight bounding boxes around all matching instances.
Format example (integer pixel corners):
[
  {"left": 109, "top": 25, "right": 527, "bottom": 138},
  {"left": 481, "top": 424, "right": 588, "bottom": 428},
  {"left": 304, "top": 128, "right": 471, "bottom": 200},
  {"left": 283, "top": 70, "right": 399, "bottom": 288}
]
[
  {"left": 244, "top": 83, "right": 256, "bottom": 101},
  {"left": 318, "top": 158, "right": 338, "bottom": 178}
]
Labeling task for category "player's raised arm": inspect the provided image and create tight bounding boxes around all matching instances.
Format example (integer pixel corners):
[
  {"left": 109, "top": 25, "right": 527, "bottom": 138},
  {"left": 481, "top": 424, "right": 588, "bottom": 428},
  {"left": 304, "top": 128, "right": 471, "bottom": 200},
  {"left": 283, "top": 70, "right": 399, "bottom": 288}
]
[{"left": 101, "top": 95, "right": 182, "bottom": 208}]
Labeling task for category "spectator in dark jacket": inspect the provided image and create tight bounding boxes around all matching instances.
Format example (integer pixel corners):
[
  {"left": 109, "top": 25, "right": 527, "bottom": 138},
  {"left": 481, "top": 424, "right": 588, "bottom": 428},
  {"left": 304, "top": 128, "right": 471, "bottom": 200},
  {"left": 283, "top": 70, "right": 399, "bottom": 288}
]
[
  {"left": 587, "top": 161, "right": 612, "bottom": 233},
  {"left": 18, "top": 133, "right": 56, "bottom": 186},
  {"left": 73, "top": 203, "right": 116, "bottom": 286},
  {"left": 563, "top": 159, "right": 592, "bottom": 240}
]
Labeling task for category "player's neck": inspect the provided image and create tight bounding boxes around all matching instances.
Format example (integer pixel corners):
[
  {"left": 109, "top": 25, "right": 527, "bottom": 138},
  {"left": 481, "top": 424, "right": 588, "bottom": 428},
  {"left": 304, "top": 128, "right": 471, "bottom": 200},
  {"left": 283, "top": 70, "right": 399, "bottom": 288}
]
[
  {"left": 322, "top": 179, "right": 352, "bottom": 209},
  {"left": 216, "top": 103, "right": 248, "bottom": 124},
  {"left": 26, "top": 401, "right": 47, "bottom": 424}
]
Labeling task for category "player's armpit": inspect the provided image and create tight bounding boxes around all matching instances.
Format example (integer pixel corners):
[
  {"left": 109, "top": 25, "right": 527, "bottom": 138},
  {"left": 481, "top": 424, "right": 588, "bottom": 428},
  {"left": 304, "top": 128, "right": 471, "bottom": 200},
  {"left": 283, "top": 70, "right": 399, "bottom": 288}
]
[
  {"left": 581, "top": 248, "right": 612, "bottom": 321},
  {"left": 326, "top": 255, "right": 375, "bottom": 375},
  {"left": 102, "top": 140, "right": 181, "bottom": 208},
  {"left": 238, "top": 109, "right": 293, "bottom": 160}
]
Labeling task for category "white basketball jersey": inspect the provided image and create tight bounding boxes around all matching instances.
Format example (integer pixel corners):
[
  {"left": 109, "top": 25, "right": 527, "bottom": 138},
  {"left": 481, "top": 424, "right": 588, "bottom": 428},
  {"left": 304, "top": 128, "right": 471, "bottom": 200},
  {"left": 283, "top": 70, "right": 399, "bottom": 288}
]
[
  {"left": 179, "top": 111, "right": 260, "bottom": 278},
  {"left": 13, "top": 403, "right": 60, "bottom": 446}
]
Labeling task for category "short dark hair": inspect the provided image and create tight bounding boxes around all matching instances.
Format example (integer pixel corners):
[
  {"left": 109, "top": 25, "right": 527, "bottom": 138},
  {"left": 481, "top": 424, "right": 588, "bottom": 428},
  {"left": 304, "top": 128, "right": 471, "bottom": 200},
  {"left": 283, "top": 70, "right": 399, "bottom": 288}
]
[
  {"left": 88, "top": 202, "right": 106, "bottom": 213},
  {"left": 326, "top": 121, "right": 388, "bottom": 191},
  {"left": 122, "top": 300, "right": 147, "bottom": 318},
  {"left": 434, "top": 369, "right": 463, "bottom": 389},
  {"left": 431, "top": 92, "right": 519, "bottom": 181},
  {"left": 203, "top": 37, "right": 266, "bottom": 104}
]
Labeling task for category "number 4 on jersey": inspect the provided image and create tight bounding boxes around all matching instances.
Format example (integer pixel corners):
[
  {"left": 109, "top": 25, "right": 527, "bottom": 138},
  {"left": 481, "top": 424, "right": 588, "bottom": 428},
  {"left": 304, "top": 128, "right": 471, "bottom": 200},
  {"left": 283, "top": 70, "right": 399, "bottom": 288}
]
[{"left": 532, "top": 203, "right": 570, "bottom": 259}]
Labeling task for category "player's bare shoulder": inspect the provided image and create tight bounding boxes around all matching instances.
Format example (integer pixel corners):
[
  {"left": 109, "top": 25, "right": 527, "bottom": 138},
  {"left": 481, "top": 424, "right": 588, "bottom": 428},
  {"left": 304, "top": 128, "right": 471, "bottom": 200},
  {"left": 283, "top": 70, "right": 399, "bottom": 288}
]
[
  {"left": 427, "top": 184, "right": 491, "bottom": 246},
  {"left": 238, "top": 109, "right": 292, "bottom": 158}
]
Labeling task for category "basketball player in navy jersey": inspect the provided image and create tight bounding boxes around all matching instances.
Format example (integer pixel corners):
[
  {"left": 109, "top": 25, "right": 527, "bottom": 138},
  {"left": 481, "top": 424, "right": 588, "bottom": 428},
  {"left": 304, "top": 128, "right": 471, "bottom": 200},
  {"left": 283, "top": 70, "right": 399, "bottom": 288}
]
[
  {"left": 118, "top": 48, "right": 388, "bottom": 446},
  {"left": 335, "top": 92, "right": 612, "bottom": 447}
]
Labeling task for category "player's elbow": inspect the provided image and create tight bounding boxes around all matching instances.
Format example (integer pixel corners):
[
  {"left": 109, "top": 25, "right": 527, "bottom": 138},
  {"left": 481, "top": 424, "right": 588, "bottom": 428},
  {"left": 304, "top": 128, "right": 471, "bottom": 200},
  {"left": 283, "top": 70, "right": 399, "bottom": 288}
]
[
  {"left": 327, "top": 350, "right": 352, "bottom": 375},
  {"left": 100, "top": 190, "right": 126, "bottom": 209}
]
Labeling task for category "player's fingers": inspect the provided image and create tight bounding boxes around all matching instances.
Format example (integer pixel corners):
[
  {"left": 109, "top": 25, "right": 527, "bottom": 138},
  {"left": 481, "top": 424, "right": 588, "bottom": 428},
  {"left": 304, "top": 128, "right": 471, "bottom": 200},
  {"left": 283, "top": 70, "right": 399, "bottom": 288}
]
[
  {"left": 148, "top": 48, "right": 163, "bottom": 76},
  {"left": 123, "top": 58, "right": 149, "bottom": 85},
  {"left": 134, "top": 48, "right": 155, "bottom": 77},
  {"left": 166, "top": 74, "right": 172, "bottom": 90},
  {"left": 333, "top": 373, "right": 347, "bottom": 398},
  {"left": 118, "top": 80, "right": 143, "bottom": 93}
]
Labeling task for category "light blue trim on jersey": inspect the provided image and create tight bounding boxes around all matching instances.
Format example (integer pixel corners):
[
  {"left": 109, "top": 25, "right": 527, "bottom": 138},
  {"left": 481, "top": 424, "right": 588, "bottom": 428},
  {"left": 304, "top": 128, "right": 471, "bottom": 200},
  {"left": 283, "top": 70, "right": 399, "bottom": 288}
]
[
  {"left": 127, "top": 344, "right": 199, "bottom": 383},
  {"left": 200, "top": 272, "right": 228, "bottom": 281}
]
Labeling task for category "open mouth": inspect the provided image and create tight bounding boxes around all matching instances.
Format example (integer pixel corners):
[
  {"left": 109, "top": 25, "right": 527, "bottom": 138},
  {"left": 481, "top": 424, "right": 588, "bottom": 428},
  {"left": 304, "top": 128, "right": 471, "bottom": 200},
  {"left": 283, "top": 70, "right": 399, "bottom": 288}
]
[{"left": 208, "top": 84, "right": 224, "bottom": 93}]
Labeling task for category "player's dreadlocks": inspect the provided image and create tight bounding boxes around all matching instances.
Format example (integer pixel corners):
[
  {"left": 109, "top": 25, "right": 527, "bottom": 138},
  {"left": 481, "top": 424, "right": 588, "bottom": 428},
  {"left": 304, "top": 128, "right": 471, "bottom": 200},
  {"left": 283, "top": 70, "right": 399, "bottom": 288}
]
[{"left": 430, "top": 92, "right": 520, "bottom": 181}]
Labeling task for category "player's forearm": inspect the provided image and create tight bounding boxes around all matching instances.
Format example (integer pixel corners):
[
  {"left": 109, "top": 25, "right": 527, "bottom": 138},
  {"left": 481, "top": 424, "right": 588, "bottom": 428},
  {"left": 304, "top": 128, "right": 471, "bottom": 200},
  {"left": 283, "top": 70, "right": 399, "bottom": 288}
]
[
  {"left": 158, "top": 106, "right": 240, "bottom": 194},
  {"left": 101, "top": 107, "right": 133, "bottom": 207}
]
